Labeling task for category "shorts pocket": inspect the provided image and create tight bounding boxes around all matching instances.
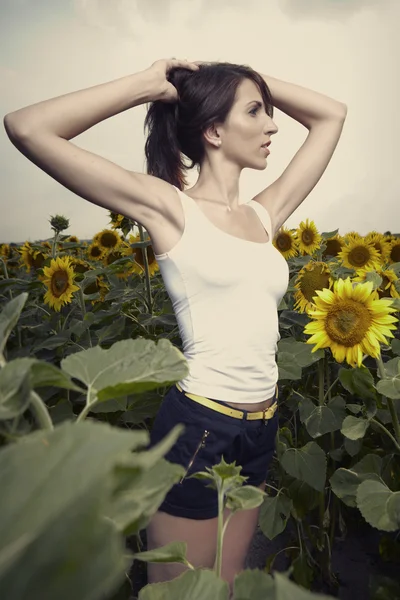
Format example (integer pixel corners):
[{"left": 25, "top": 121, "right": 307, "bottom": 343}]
[{"left": 178, "top": 426, "right": 212, "bottom": 484}]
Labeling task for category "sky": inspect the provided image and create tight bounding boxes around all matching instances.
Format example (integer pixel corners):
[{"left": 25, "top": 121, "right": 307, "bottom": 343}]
[{"left": 1, "top": 0, "right": 399, "bottom": 244}]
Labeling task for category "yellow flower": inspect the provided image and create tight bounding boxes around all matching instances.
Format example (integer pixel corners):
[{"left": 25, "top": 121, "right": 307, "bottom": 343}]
[
  {"left": 295, "top": 219, "right": 322, "bottom": 256},
  {"left": 121, "top": 234, "right": 159, "bottom": 277},
  {"left": 83, "top": 276, "right": 109, "bottom": 304},
  {"left": 321, "top": 233, "right": 345, "bottom": 260},
  {"left": 304, "top": 278, "right": 398, "bottom": 368},
  {"left": 387, "top": 238, "right": 400, "bottom": 265},
  {"left": 337, "top": 237, "right": 382, "bottom": 272},
  {"left": 93, "top": 229, "right": 122, "bottom": 253},
  {"left": 353, "top": 266, "right": 400, "bottom": 302},
  {"left": 86, "top": 242, "right": 106, "bottom": 261},
  {"left": 272, "top": 226, "right": 299, "bottom": 260},
  {"left": 19, "top": 242, "right": 49, "bottom": 273},
  {"left": 41, "top": 256, "right": 80, "bottom": 312},
  {"left": 293, "top": 261, "right": 335, "bottom": 314}
]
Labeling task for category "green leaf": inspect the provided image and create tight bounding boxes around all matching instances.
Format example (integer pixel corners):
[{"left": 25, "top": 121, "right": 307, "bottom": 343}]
[
  {"left": 0, "top": 421, "right": 148, "bottom": 600},
  {"left": 280, "top": 442, "right": 327, "bottom": 492},
  {"left": 330, "top": 454, "right": 383, "bottom": 507},
  {"left": 341, "top": 415, "right": 370, "bottom": 440},
  {"left": 300, "top": 397, "right": 347, "bottom": 438},
  {"left": 138, "top": 568, "right": 229, "bottom": 600},
  {"left": 376, "top": 357, "right": 400, "bottom": 400},
  {"left": 106, "top": 424, "right": 186, "bottom": 534},
  {"left": 61, "top": 338, "right": 189, "bottom": 406},
  {"left": 233, "top": 569, "right": 274, "bottom": 599},
  {"left": 259, "top": 493, "right": 292, "bottom": 540},
  {"left": 0, "top": 362, "right": 31, "bottom": 420},
  {"left": 0, "top": 293, "right": 28, "bottom": 354},
  {"left": 357, "top": 480, "right": 400, "bottom": 532},
  {"left": 339, "top": 366, "right": 378, "bottom": 402},
  {"left": 344, "top": 437, "right": 362, "bottom": 457},
  {"left": 274, "top": 571, "right": 334, "bottom": 599},
  {"left": 226, "top": 485, "right": 266, "bottom": 513},
  {"left": 133, "top": 541, "right": 189, "bottom": 565}
]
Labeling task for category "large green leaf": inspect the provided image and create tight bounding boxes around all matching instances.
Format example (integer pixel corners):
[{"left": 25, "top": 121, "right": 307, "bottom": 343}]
[
  {"left": 341, "top": 415, "right": 369, "bottom": 440},
  {"left": 61, "top": 338, "right": 189, "bottom": 406},
  {"left": 106, "top": 425, "right": 186, "bottom": 534},
  {"left": 233, "top": 569, "right": 274, "bottom": 599},
  {"left": 0, "top": 362, "right": 31, "bottom": 420},
  {"left": 299, "top": 396, "right": 347, "bottom": 438},
  {"left": 0, "top": 421, "right": 150, "bottom": 600},
  {"left": 138, "top": 568, "right": 229, "bottom": 600},
  {"left": 357, "top": 480, "right": 400, "bottom": 532},
  {"left": 330, "top": 454, "right": 383, "bottom": 507},
  {"left": 280, "top": 442, "right": 327, "bottom": 492},
  {"left": 0, "top": 293, "right": 28, "bottom": 355},
  {"left": 259, "top": 493, "right": 292, "bottom": 540}
]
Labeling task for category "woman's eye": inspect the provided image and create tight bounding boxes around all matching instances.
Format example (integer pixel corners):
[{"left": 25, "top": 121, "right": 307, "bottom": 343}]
[{"left": 250, "top": 107, "right": 258, "bottom": 116}]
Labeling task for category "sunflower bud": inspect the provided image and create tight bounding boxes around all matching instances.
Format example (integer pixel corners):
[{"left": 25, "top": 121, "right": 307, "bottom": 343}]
[{"left": 49, "top": 215, "right": 70, "bottom": 233}]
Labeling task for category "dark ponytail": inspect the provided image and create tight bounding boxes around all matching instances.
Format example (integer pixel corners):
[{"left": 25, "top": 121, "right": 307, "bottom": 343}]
[{"left": 143, "top": 62, "right": 274, "bottom": 191}]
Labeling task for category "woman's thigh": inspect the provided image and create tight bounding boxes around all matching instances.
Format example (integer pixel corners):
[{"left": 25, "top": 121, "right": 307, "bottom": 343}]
[{"left": 146, "top": 510, "right": 219, "bottom": 583}]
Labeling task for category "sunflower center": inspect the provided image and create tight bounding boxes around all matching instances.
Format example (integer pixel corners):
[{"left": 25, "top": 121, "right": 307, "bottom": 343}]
[
  {"left": 302, "top": 229, "right": 315, "bottom": 245},
  {"left": 391, "top": 243, "right": 400, "bottom": 262},
  {"left": 302, "top": 268, "right": 330, "bottom": 302},
  {"left": 51, "top": 269, "right": 70, "bottom": 297},
  {"left": 100, "top": 232, "right": 119, "bottom": 248},
  {"left": 277, "top": 232, "right": 293, "bottom": 252},
  {"left": 347, "top": 245, "right": 372, "bottom": 268},
  {"left": 325, "top": 299, "right": 371, "bottom": 347}
]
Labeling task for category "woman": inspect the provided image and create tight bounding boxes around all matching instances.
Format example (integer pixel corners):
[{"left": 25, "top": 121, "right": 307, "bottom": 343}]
[{"left": 4, "top": 57, "right": 347, "bottom": 593}]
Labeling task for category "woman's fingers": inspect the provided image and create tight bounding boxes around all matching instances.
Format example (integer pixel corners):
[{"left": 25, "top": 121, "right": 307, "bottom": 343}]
[{"left": 170, "top": 58, "right": 199, "bottom": 70}]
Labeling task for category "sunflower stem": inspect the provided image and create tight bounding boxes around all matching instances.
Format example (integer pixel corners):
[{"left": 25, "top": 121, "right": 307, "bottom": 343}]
[
  {"left": 30, "top": 391, "right": 54, "bottom": 431},
  {"left": 78, "top": 286, "right": 92, "bottom": 348},
  {"left": 0, "top": 257, "right": 13, "bottom": 300},
  {"left": 375, "top": 354, "right": 400, "bottom": 444},
  {"left": 51, "top": 231, "right": 59, "bottom": 259},
  {"left": 137, "top": 224, "right": 153, "bottom": 316},
  {"left": 370, "top": 418, "right": 400, "bottom": 452},
  {"left": 318, "top": 358, "right": 325, "bottom": 405}
]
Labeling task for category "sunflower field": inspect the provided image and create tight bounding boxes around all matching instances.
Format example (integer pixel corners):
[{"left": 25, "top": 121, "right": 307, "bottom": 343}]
[{"left": 1, "top": 210, "right": 400, "bottom": 600}]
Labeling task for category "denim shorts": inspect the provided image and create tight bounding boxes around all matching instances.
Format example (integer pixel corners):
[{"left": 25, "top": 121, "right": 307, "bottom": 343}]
[{"left": 148, "top": 383, "right": 279, "bottom": 520}]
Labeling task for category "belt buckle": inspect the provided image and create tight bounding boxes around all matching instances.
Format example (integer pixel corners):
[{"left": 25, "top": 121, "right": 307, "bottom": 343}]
[{"left": 262, "top": 407, "right": 269, "bottom": 425}]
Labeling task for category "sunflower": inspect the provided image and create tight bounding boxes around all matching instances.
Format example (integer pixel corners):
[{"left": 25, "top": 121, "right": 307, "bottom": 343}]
[
  {"left": 19, "top": 242, "right": 49, "bottom": 273},
  {"left": 353, "top": 266, "right": 400, "bottom": 302},
  {"left": 337, "top": 237, "right": 382, "bottom": 273},
  {"left": 273, "top": 226, "right": 299, "bottom": 260},
  {"left": 82, "top": 276, "right": 109, "bottom": 304},
  {"left": 304, "top": 277, "right": 398, "bottom": 368},
  {"left": 40, "top": 241, "right": 52, "bottom": 250},
  {"left": 102, "top": 247, "right": 135, "bottom": 280},
  {"left": 86, "top": 242, "right": 106, "bottom": 261},
  {"left": 293, "top": 261, "right": 335, "bottom": 314},
  {"left": 321, "top": 233, "right": 344, "bottom": 259},
  {"left": 93, "top": 229, "right": 123, "bottom": 254},
  {"left": 68, "top": 257, "right": 92, "bottom": 277},
  {"left": 387, "top": 238, "right": 400, "bottom": 265},
  {"left": 0, "top": 244, "right": 11, "bottom": 258},
  {"left": 121, "top": 234, "right": 159, "bottom": 277},
  {"left": 109, "top": 211, "right": 124, "bottom": 229},
  {"left": 295, "top": 219, "right": 322, "bottom": 256},
  {"left": 66, "top": 235, "right": 80, "bottom": 243},
  {"left": 41, "top": 255, "right": 80, "bottom": 312}
]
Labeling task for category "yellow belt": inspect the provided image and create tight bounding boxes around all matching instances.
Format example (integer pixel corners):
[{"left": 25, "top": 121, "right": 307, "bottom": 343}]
[{"left": 175, "top": 383, "right": 278, "bottom": 421}]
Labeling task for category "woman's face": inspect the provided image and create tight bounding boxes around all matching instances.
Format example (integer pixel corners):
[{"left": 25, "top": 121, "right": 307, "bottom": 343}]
[{"left": 215, "top": 78, "right": 278, "bottom": 171}]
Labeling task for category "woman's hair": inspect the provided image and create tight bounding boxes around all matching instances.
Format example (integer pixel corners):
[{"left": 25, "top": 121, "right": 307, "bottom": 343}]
[{"left": 143, "top": 62, "right": 274, "bottom": 190}]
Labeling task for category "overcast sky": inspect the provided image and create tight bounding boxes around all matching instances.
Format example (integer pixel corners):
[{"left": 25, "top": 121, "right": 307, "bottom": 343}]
[{"left": 1, "top": 0, "right": 399, "bottom": 244}]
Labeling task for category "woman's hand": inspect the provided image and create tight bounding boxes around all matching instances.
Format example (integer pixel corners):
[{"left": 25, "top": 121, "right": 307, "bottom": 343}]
[{"left": 145, "top": 58, "right": 199, "bottom": 103}]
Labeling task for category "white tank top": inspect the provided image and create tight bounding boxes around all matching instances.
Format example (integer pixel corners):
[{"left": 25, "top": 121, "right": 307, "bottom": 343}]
[{"left": 154, "top": 185, "right": 289, "bottom": 403}]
